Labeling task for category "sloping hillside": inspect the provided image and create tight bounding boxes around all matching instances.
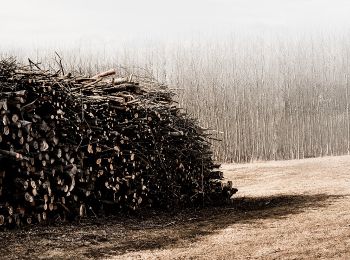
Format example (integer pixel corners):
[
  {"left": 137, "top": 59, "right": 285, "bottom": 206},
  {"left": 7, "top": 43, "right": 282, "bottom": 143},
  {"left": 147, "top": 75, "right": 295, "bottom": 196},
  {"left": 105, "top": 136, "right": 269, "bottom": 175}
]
[
  {"left": 1, "top": 156, "right": 350, "bottom": 259},
  {"left": 114, "top": 155, "right": 350, "bottom": 259}
]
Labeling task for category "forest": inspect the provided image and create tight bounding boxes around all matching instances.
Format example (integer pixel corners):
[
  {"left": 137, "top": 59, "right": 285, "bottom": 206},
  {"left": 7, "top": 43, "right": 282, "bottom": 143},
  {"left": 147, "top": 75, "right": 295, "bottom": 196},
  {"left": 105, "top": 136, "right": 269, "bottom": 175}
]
[{"left": 8, "top": 32, "right": 350, "bottom": 163}]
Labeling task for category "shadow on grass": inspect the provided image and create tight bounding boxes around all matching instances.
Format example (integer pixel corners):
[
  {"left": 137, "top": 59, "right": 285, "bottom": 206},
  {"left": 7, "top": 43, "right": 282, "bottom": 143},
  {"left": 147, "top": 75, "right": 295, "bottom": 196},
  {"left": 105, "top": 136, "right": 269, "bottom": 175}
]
[{"left": 0, "top": 194, "right": 343, "bottom": 259}]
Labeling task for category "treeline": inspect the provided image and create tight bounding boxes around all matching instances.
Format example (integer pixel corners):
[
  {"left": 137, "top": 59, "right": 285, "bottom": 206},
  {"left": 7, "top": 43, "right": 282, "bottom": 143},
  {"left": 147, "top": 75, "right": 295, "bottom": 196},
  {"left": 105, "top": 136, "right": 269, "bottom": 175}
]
[
  {"left": 5, "top": 32, "right": 350, "bottom": 162},
  {"left": 167, "top": 34, "right": 350, "bottom": 162}
]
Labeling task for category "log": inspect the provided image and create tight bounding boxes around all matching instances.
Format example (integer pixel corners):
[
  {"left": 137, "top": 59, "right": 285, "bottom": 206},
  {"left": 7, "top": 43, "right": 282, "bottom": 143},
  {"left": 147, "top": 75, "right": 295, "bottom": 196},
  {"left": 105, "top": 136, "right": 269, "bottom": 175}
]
[{"left": 92, "top": 69, "right": 116, "bottom": 79}]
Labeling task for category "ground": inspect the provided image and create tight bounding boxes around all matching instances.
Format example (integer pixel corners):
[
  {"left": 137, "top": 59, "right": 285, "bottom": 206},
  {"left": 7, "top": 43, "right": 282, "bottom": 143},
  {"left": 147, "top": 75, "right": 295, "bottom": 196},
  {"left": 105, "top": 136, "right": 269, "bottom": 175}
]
[{"left": 1, "top": 155, "right": 350, "bottom": 259}]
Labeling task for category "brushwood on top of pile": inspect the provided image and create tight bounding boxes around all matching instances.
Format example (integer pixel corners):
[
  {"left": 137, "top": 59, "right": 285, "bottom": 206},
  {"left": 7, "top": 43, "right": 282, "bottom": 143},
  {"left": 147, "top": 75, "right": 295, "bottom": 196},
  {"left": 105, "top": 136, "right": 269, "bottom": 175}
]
[{"left": 0, "top": 58, "right": 237, "bottom": 228}]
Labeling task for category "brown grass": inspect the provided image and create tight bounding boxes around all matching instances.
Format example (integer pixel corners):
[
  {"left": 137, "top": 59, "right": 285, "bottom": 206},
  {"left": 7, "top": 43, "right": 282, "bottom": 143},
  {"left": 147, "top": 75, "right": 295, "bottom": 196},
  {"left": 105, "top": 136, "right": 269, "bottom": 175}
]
[{"left": 1, "top": 155, "right": 350, "bottom": 259}]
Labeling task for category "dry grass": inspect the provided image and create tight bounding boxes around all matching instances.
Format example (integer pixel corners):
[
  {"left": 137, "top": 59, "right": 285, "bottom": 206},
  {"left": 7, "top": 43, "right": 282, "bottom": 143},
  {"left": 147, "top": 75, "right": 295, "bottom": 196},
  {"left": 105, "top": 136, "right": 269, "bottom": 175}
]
[{"left": 1, "top": 155, "right": 350, "bottom": 259}]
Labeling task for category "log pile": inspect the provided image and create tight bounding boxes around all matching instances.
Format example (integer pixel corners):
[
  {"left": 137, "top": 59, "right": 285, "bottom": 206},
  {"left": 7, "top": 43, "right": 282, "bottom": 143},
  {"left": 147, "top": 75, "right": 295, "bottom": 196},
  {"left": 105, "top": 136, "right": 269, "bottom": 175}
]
[{"left": 0, "top": 58, "right": 237, "bottom": 228}]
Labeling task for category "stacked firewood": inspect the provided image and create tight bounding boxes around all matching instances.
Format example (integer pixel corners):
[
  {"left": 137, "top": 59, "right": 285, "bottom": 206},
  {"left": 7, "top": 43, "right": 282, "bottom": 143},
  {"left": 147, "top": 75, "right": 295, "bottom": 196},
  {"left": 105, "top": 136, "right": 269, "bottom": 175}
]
[{"left": 0, "top": 58, "right": 237, "bottom": 228}]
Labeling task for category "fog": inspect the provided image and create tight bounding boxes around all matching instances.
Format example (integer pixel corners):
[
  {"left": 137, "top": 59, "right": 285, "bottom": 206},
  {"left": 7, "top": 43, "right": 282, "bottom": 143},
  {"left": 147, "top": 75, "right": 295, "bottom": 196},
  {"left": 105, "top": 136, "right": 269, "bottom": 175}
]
[
  {"left": 1, "top": 1, "right": 350, "bottom": 162},
  {"left": 1, "top": 0, "right": 350, "bottom": 51}
]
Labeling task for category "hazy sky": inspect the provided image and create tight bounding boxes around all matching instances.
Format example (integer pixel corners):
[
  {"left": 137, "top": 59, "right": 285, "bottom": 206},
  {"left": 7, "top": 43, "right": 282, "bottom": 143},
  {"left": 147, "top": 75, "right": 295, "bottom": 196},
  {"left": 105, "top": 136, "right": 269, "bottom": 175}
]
[{"left": 1, "top": 0, "right": 350, "bottom": 50}]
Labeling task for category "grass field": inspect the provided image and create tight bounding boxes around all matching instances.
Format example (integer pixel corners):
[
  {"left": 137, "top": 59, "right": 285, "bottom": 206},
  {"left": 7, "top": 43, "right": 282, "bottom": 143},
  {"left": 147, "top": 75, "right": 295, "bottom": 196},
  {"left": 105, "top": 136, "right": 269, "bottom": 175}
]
[{"left": 1, "top": 155, "right": 350, "bottom": 259}]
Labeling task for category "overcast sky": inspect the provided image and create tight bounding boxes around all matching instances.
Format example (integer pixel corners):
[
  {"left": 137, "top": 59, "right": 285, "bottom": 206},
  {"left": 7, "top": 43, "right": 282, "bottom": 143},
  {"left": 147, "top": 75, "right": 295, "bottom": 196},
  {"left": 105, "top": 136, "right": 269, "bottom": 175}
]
[{"left": 1, "top": 0, "right": 350, "bottom": 51}]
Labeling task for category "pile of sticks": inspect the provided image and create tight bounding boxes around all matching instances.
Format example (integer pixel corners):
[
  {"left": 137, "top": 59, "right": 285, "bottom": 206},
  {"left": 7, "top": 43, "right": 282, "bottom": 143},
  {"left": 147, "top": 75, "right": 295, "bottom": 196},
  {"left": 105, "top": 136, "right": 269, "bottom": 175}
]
[{"left": 0, "top": 58, "right": 237, "bottom": 228}]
